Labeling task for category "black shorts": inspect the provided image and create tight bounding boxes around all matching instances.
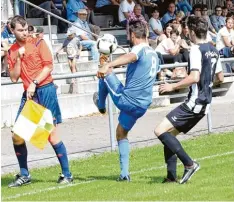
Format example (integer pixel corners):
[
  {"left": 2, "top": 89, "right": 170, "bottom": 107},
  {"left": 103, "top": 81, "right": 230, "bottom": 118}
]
[{"left": 166, "top": 103, "right": 205, "bottom": 134}]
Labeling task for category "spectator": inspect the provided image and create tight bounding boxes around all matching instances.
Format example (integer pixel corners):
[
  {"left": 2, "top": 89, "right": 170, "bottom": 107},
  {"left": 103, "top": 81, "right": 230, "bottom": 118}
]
[
  {"left": 28, "top": 25, "right": 35, "bottom": 37},
  {"left": 216, "top": 17, "right": 234, "bottom": 57},
  {"left": 157, "top": 23, "right": 173, "bottom": 45},
  {"left": 67, "top": 0, "right": 88, "bottom": 22},
  {"left": 210, "top": 5, "right": 226, "bottom": 32},
  {"left": 52, "top": 0, "right": 68, "bottom": 32},
  {"left": 175, "top": 0, "right": 192, "bottom": 16},
  {"left": 149, "top": 8, "right": 163, "bottom": 40},
  {"left": 118, "top": 0, "right": 135, "bottom": 27},
  {"left": 155, "top": 29, "right": 183, "bottom": 64},
  {"left": 226, "top": 0, "right": 234, "bottom": 12},
  {"left": 56, "top": 28, "right": 82, "bottom": 83},
  {"left": 27, "top": 0, "right": 64, "bottom": 33},
  {"left": 192, "top": 3, "right": 202, "bottom": 17},
  {"left": 1, "top": 22, "right": 9, "bottom": 77},
  {"left": 126, "top": 4, "right": 147, "bottom": 41},
  {"left": 95, "top": 0, "right": 120, "bottom": 26},
  {"left": 1, "top": 17, "right": 16, "bottom": 44},
  {"left": 201, "top": 5, "right": 217, "bottom": 35},
  {"left": 135, "top": 0, "right": 157, "bottom": 17},
  {"left": 35, "top": 27, "right": 53, "bottom": 56},
  {"left": 72, "top": 9, "right": 99, "bottom": 61},
  {"left": 161, "top": 2, "right": 176, "bottom": 27},
  {"left": 222, "top": 6, "right": 229, "bottom": 19}
]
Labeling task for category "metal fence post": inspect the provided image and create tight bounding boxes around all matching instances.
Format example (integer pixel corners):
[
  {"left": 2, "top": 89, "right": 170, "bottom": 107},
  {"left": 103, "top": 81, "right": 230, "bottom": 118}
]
[
  {"left": 107, "top": 54, "right": 116, "bottom": 151},
  {"left": 207, "top": 108, "right": 213, "bottom": 134},
  {"left": 47, "top": 14, "right": 52, "bottom": 48}
]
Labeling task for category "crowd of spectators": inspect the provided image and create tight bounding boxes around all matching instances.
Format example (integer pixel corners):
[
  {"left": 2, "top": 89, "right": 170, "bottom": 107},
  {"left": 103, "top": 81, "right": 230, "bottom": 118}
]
[{"left": 2, "top": 0, "right": 234, "bottom": 79}]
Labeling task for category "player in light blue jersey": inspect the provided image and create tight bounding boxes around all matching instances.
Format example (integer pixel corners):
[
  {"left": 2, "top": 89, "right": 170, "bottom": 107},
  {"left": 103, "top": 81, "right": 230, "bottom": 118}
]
[{"left": 93, "top": 20, "right": 160, "bottom": 181}]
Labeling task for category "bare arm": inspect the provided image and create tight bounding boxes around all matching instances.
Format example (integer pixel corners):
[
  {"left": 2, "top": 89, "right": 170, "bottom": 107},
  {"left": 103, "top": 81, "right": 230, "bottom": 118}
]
[
  {"left": 98, "top": 53, "right": 137, "bottom": 77},
  {"left": 159, "top": 71, "right": 200, "bottom": 93},
  {"left": 123, "top": 12, "right": 130, "bottom": 19},
  {"left": 80, "top": 35, "right": 89, "bottom": 40},
  {"left": 222, "top": 36, "right": 233, "bottom": 47},
  {"left": 168, "top": 44, "right": 180, "bottom": 55},
  {"left": 10, "top": 57, "right": 21, "bottom": 83},
  {"left": 34, "top": 65, "right": 53, "bottom": 84}
]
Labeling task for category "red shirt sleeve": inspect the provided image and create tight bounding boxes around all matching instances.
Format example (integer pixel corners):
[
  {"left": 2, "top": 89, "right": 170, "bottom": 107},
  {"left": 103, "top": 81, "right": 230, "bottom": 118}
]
[{"left": 37, "top": 39, "right": 53, "bottom": 68}]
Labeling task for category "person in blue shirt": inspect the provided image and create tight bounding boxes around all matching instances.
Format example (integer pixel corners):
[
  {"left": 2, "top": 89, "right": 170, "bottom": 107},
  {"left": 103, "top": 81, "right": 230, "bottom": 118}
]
[
  {"left": 72, "top": 9, "right": 99, "bottom": 60},
  {"left": 1, "top": 18, "right": 15, "bottom": 44},
  {"left": 176, "top": 0, "right": 192, "bottom": 16},
  {"left": 161, "top": 2, "right": 176, "bottom": 27},
  {"left": 210, "top": 5, "right": 226, "bottom": 32},
  {"left": 93, "top": 20, "right": 160, "bottom": 181},
  {"left": 67, "top": 0, "right": 87, "bottom": 22}
]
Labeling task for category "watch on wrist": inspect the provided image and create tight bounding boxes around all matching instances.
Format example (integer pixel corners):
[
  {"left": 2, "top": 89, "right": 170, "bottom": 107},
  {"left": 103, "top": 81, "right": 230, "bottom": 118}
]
[{"left": 32, "top": 80, "right": 39, "bottom": 86}]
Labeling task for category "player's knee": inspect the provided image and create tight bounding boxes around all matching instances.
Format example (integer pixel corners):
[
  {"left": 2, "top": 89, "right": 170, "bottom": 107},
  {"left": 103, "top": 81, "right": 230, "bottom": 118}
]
[
  {"left": 116, "top": 124, "right": 128, "bottom": 141},
  {"left": 154, "top": 127, "right": 163, "bottom": 137},
  {"left": 12, "top": 134, "right": 25, "bottom": 145},
  {"left": 48, "top": 129, "right": 60, "bottom": 145}
]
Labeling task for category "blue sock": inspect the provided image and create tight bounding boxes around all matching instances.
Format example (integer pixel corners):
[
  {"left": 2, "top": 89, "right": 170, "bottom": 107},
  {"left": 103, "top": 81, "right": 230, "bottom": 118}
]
[
  {"left": 52, "top": 141, "right": 71, "bottom": 177},
  {"left": 13, "top": 143, "right": 29, "bottom": 176},
  {"left": 118, "top": 139, "right": 130, "bottom": 177},
  {"left": 98, "top": 78, "right": 108, "bottom": 109}
]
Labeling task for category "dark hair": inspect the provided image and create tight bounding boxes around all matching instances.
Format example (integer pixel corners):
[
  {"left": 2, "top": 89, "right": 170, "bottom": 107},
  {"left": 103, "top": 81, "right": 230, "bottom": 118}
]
[
  {"left": 227, "top": 11, "right": 234, "bottom": 17},
  {"left": 201, "top": 5, "right": 208, "bottom": 10},
  {"left": 170, "top": 29, "right": 180, "bottom": 36},
  {"left": 215, "top": 5, "right": 222, "bottom": 10},
  {"left": 187, "top": 16, "right": 208, "bottom": 39},
  {"left": 10, "top": 15, "right": 27, "bottom": 29},
  {"left": 152, "top": 8, "right": 159, "bottom": 14},
  {"left": 192, "top": 3, "right": 202, "bottom": 13},
  {"left": 222, "top": 6, "right": 228, "bottom": 10},
  {"left": 129, "top": 20, "right": 148, "bottom": 39},
  {"left": 181, "top": 21, "right": 188, "bottom": 29},
  {"left": 225, "top": 16, "right": 233, "bottom": 23},
  {"left": 28, "top": 25, "right": 34, "bottom": 32}
]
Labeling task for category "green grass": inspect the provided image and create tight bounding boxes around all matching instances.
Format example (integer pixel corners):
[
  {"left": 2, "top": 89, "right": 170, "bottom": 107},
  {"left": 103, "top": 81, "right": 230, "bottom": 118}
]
[{"left": 2, "top": 132, "right": 234, "bottom": 201}]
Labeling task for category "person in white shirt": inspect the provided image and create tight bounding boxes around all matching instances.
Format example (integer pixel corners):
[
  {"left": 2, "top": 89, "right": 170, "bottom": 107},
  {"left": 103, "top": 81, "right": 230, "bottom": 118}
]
[
  {"left": 216, "top": 17, "right": 234, "bottom": 57},
  {"left": 149, "top": 8, "right": 163, "bottom": 40},
  {"left": 155, "top": 29, "right": 183, "bottom": 63},
  {"left": 118, "top": 0, "right": 135, "bottom": 27}
]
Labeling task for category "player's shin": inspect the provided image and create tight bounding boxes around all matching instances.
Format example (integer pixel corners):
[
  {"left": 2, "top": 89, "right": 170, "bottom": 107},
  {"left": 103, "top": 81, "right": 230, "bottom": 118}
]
[
  {"left": 52, "top": 141, "right": 71, "bottom": 177},
  {"left": 164, "top": 146, "right": 177, "bottom": 181},
  {"left": 158, "top": 132, "right": 193, "bottom": 167},
  {"left": 13, "top": 142, "right": 29, "bottom": 176}
]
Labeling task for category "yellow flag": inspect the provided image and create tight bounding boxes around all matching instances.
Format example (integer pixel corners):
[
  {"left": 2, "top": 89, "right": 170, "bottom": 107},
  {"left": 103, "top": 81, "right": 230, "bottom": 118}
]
[{"left": 12, "top": 100, "right": 55, "bottom": 149}]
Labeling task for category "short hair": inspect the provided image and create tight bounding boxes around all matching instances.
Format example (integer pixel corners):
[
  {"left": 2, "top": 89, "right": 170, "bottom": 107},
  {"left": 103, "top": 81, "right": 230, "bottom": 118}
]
[
  {"left": 187, "top": 16, "right": 208, "bottom": 39},
  {"left": 28, "top": 25, "right": 34, "bottom": 32},
  {"left": 181, "top": 21, "right": 188, "bottom": 29},
  {"left": 176, "top": 11, "right": 185, "bottom": 18},
  {"left": 10, "top": 15, "right": 27, "bottom": 29},
  {"left": 129, "top": 20, "right": 148, "bottom": 39},
  {"left": 215, "top": 5, "right": 222, "bottom": 10},
  {"left": 225, "top": 16, "right": 233, "bottom": 23},
  {"left": 201, "top": 4, "right": 208, "bottom": 10},
  {"left": 170, "top": 29, "right": 180, "bottom": 36}
]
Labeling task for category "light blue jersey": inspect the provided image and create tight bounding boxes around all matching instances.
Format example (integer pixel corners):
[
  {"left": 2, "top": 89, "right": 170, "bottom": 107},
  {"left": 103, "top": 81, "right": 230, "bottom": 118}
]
[{"left": 123, "top": 43, "right": 160, "bottom": 109}]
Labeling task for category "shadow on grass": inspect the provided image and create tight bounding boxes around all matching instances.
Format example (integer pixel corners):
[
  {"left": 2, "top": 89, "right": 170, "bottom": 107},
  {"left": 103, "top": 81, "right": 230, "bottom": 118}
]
[
  {"left": 1, "top": 176, "right": 45, "bottom": 187},
  {"left": 87, "top": 175, "right": 119, "bottom": 181}
]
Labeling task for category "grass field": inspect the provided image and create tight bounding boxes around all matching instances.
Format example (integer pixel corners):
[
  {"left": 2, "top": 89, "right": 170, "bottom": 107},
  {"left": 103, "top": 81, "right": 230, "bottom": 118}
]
[{"left": 1, "top": 132, "right": 234, "bottom": 201}]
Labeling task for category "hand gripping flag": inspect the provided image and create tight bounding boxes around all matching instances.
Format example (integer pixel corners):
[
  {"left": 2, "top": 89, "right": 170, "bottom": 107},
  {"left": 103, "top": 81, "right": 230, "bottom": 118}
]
[{"left": 12, "top": 100, "right": 55, "bottom": 149}]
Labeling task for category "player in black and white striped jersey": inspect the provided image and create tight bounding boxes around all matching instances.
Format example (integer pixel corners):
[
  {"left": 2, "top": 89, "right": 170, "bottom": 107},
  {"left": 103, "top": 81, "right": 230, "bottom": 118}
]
[{"left": 154, "top": 16, "right": 224, "bottom": 184}]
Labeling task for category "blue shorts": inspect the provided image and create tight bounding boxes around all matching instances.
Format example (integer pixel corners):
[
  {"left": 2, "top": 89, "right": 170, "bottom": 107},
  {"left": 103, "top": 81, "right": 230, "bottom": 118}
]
[
  {"left": 15, "top": 82, "right": 62, "bottom": 125},
  {"left": 99, "top": 73, "right": 147, "bottom": 131}
]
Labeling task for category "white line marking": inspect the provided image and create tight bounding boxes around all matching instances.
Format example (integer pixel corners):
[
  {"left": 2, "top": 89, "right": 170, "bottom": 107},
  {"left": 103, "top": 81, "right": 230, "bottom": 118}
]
[{"left": 3, "top": 151, "right": 234, "bottom": 200}]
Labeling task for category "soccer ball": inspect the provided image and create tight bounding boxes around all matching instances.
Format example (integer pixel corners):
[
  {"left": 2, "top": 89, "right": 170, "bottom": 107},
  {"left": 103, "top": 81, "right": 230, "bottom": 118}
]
[{"left": 97, "top": 34, "right": 118, "bottom": 55}]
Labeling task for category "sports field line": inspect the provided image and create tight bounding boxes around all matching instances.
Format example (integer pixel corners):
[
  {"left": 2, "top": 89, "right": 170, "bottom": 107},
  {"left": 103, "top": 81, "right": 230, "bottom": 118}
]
[{"left": 3, "top": 151, "right": 234, "bottom": 200}]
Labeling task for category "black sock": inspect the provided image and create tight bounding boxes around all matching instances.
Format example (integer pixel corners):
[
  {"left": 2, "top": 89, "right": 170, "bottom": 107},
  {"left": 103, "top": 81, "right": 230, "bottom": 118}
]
[
  {"left": 13, "top": 142, "right": 29, "bottom": 176},
  {"left": 158, "top": 132, "right": 193, "bottom": 167},
  {"left": 164, "top": 146, "right": 177, "bottom": 180}
]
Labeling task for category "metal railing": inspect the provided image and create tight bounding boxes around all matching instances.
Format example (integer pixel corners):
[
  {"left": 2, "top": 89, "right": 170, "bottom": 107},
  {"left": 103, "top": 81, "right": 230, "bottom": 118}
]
[{"left": 5, "top": 0, "right": 234, "bottom": 151}]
